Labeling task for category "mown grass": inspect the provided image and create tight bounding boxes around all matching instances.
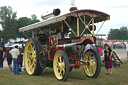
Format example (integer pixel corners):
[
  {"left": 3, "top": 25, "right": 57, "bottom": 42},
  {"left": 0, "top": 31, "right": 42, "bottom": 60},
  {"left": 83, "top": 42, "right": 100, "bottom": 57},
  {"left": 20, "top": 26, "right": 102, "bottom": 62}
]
[{"left": 0, "top": 62, "right": 128, "bottom": 85}]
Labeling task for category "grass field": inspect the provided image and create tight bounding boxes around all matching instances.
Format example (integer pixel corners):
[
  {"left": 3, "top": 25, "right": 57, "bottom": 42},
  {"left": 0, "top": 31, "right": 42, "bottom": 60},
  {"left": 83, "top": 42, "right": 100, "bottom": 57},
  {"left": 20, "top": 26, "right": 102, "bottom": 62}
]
[{"left": 0, "top": 62, "right": 128, "bottom": 85}]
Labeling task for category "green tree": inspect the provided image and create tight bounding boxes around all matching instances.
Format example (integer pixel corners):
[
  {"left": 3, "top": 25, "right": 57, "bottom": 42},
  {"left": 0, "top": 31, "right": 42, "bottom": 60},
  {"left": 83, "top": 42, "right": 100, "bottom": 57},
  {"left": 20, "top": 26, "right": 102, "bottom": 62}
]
[
  {"left": 108, "top": 26, "right": 128, "bottom": 40},
  {"left": 0, "top": 6, "right": 18, "bottom": 41},
  {"left": 17, "top": 17, "right": 32, "bottom": 38},
  {"left": 119, "top": 26, "right": 128, "bottom": 40},
  {"left": 18, "top": 17, "right": 31, "bottom": 28},
  {"left": 31, "top": 14, "right": 40, "bottom": 24},
  {"left": 0, "top": 6, "right": 40, "bottom": 40},
  {"left": 17, "top": 15, "right": 40, "bottom": 38},
  {"left": 31, "top": 14, "right": 37, "bottom": 20}
]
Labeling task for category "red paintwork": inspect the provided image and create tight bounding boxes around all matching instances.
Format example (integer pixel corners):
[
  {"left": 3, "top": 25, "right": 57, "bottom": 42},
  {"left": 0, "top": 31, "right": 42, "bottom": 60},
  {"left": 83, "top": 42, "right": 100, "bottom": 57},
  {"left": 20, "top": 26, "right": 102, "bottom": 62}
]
[
  {"left": 48, "top": 41, "right": 67, "bottom": 60},
  {"left": 72, "top": 37, "right": 94, "bottom": 44},
  {"left": 75, "top": 61, "right": 80, "bottom": 69},
  {"left": 48, "top": 37, "right": 93, "bottom": 61},
  {"left": 48, "top": 51, "right": 55, "bottom": 60},
  {"left": 84, "top": 39, "right": 93, "bottom": 46},
  {"left": 57, "top": 41, "right": 67, "bottom": 51},
  {"left": 69, "top": 55, "right": 81, "bottom": 61}
]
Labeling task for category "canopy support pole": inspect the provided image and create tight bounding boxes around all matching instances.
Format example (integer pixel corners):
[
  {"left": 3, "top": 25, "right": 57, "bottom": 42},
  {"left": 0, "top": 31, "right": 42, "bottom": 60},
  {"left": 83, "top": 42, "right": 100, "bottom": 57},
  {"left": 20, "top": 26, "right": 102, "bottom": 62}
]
[
  {"left": 23, "top": 32, "right": 30, "bottom": 39},
  {"left": 96, "top": 21, "right": 105, "bottom": 34},
  {"left": 64, "top": 20, "right": 78, "bottom": 37},
  {"left": 32, "top": 30, "right": 34, "bottom": 38},
  {"left": 92, "top": 18, "right": 95, "bottom": 35},
  {"left": 61, "top": 21, "right": 63, "bottom": 32},
  {"left": 77, "top": 17, "right": 80, "bottom": 36}
]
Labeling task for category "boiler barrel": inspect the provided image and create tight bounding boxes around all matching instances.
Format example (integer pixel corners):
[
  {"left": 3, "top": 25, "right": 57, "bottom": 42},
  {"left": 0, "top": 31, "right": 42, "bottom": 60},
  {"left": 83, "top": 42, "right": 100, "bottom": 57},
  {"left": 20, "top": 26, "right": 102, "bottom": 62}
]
[{"left": 65, "top": 43, "right": 84, "bottom": 55}]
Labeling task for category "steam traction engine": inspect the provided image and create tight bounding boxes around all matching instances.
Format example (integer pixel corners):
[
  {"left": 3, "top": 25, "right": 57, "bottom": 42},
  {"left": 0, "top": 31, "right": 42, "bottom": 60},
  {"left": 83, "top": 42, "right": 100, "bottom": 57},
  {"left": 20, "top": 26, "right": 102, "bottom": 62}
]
[{"left": 19, "top": 8, "right": 110, "bottom": 81}]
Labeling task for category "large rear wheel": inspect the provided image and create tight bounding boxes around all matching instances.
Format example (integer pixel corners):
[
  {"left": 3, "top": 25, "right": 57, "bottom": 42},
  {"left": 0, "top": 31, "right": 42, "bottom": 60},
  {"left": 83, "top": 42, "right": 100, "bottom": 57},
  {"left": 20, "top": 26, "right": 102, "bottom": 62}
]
[
  {"left": 24, "top": 39, "right": 42, "bottom": 75},
  {"left": 83, "top": 49, "right": 101, "bottom": 78},
  {"left": 53, "top": 50, "right": 70, "bottom": 82}
]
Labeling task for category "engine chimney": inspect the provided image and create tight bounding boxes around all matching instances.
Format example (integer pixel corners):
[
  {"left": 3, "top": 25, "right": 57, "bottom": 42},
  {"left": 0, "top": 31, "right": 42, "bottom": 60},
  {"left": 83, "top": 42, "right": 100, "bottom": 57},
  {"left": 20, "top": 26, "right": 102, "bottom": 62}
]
[{"left": 69, "top": 7, "right": 78, "bottom": 12}]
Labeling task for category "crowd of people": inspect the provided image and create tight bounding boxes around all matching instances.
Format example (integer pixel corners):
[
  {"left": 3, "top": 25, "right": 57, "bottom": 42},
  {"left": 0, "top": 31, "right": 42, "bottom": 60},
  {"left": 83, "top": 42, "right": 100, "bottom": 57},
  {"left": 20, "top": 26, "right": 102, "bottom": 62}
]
[{"left": 0, "top": 38, "right": 23, "bottom": 75}]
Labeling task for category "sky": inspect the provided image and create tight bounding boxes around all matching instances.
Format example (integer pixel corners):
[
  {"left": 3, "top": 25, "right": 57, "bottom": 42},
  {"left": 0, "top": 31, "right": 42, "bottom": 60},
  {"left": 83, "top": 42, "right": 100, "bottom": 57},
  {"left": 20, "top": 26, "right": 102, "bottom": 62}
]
[{"left": 0, "top": 0, "right": 128, "bottom": 38}]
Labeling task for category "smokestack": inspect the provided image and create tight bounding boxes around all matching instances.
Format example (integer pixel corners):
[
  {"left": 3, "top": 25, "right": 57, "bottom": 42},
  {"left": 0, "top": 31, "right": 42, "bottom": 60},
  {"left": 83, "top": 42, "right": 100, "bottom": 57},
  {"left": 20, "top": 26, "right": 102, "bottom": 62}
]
[
  {"left": 70, "top": 0, "right": 77, "bottom": 12},
  {"left": 69, "top": 7, "right": 78, "bottom": 12}
]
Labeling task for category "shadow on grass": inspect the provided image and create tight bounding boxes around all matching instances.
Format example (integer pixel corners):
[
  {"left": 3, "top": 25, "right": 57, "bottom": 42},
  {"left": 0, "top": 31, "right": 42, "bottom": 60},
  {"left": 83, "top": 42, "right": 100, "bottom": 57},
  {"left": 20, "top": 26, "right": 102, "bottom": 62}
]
[
  {"left": 34, "top": 68, "right": 87, "bottom": 81},
  {"left": 69, "top": 76, "right": 86, "bottom": 80}
]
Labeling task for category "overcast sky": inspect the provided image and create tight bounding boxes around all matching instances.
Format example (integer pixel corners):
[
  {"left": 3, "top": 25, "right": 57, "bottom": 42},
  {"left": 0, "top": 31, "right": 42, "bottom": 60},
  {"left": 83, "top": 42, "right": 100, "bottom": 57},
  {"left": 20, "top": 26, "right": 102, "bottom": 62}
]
[{"left": 0, "top": 0, "right": 128, "bottom": 38}]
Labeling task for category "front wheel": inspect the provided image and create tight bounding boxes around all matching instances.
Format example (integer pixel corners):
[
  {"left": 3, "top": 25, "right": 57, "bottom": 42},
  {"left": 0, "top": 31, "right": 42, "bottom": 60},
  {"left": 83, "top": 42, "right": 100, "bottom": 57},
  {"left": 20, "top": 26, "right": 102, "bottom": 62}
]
[
  {"left": 24, "top": 39, "right": 42, "bottom": 75},
  {"left": 83, "top": 49, "right": 101, "bottom": 78},
  {"left": 53, "top": 50, "right": 70, "bottom": 82}
]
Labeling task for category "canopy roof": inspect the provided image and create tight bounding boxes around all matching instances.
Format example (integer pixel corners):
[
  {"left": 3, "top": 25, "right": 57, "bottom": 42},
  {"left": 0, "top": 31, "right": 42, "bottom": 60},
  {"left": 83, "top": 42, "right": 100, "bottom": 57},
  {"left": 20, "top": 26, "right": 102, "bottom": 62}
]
[{"left": 19, "top": 9, "right": 110, "bottom": 33}]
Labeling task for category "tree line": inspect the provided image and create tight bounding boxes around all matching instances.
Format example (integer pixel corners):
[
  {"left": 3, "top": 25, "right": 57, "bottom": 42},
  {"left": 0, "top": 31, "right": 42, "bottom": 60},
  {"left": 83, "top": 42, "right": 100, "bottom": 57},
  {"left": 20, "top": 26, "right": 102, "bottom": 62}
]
[
  {"left": 0, "top": 6, "right": 40, "bottom": 42},
  {"left": 108, "top": 26, "right": 128, "bottom": 40}
]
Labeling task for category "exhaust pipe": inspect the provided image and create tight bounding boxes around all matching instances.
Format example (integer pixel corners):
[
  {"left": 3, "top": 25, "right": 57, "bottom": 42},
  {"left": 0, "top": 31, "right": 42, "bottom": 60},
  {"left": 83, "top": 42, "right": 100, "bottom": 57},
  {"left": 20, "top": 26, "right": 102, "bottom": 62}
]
[{"left": 41, "top": 8, "right": 61, "bottom": 20}]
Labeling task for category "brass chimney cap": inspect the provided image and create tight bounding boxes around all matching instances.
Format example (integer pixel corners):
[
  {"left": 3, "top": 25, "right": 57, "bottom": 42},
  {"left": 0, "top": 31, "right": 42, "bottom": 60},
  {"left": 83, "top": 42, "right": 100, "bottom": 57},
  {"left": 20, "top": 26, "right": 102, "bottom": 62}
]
[{"left": 69, "top": 7, "right": 78, "bottom": 12}]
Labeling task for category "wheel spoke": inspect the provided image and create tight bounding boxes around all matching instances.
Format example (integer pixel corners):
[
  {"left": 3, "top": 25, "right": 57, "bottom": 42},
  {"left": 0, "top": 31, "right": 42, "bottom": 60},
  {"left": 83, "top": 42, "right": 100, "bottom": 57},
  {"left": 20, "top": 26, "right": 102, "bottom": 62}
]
[
  {"left": 27, "top": 50, "right": 31, "bottom": 54},
  {"left": 27, "top": 59, "right": 31, "bottom": 64},
  {"left": 31, "top": 51, "right": 36, "bottom": 61},
  {"left": 92, "top": 66, "right": 96, "bottom": 72},
  {"left": 59, "top": 70, "right": 62, "bottom": 77},
  {"left": 84, "top": 52, "right": 89, "bottom": 62},
  {"left": 32, "top": 53, "right": 36, "bottom": 58},
  {"left": 91, "top": 67, "right": 94, "bottom": 74},
  {"left": 93, "top": 58, "right": 96, "bottom": 61},
  {"left": 29, "top": 44, "right": 33, "bottom": 50},
  {"left": 33, "top": 58, "right": 36, "bottom": 63},
  {"left": 62, "top": 69, "right": 65, "bottom": 75},
  {"left": 59, "top": 55, "right": 62, "bottom": 62},
  {"left": 88, "top": 53, "right": 91, "bottom": 60},
  {"left": 33, "top": 51, "right": 36, "bottom": 56},
  {"left": 87, "top": 67, "right": 90, "bottom": 74},
  {"left": 62, "top": 61, "right": 65, "bottom": 69},
  {"left": 29, "top": 63, "right": 35, "bottom": 72},
  {"left": 30, "top": 64, "right": 33, "bottom": 68},
  {"left": 30, "top": 66, "right": 34, "bottom": 72},
  {"left": 32, "top": 46, "right": 35, "bottom": 52}
]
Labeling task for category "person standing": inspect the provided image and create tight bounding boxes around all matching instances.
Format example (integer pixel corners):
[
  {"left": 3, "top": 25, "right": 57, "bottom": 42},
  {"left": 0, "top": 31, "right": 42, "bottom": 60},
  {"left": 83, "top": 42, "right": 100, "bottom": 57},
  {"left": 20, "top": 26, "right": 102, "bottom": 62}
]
[
  {"left": 126, "top": 42, "right": 128, "bottom": 61},
  {"left": 18, "top": 48, "right": 23, "bottom": 70},
  {"left": 92, "top": 44, "right": 98, "bottom": 52},
  {"left": 85, "top": 44, "right": 93, "bottom": 52},
  {"left": 97, "top": 45, "right": 103, "bottom": 56},
  {"left": 1, "top": 38, "right": 5, "bottom": 47},
  {"left": 9, "top": 46, "right": 20, "bottom": 75},
  {"left": 21, "top": 44, "right": 24, "bottom": 52},
  {"left": 6, "top": 47, "right": 12, "bottom": 70},
  {"left": 0, "top": 45, "right": 4, "bottom": 70},
  {"left": 104, "top": 44, "right": 113, "bottom": 75}
]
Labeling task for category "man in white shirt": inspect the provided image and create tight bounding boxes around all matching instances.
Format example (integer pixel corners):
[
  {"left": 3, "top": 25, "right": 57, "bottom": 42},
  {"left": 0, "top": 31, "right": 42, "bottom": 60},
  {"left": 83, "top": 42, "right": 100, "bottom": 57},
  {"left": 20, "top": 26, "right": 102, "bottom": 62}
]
[
  {"left": 85, "top": 44, "right": 93, "bottom": 52},
  {"left": 9, "top": 45, "right": 20, "bottom": 75},
  {"left": 126, "top": 42, "right": 128, "bottom": 61}
]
